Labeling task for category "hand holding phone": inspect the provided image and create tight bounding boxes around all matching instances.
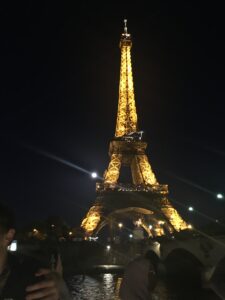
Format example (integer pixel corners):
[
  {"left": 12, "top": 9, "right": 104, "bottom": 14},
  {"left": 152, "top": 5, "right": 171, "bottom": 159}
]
[{"left": 26, "top": 269, "right": 60, "bottom": 300}]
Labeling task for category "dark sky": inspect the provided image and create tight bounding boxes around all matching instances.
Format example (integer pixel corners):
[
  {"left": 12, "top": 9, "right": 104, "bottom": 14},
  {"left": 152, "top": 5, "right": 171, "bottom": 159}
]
[{"left": 0, "top": 2, "right": 225, "bottom": 229}]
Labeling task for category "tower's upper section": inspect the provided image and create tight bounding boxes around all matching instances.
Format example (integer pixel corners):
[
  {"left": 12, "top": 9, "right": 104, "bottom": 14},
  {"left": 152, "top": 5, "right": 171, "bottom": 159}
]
[{"left": 115, "top": 20, "right": 138, "bottom": 137}]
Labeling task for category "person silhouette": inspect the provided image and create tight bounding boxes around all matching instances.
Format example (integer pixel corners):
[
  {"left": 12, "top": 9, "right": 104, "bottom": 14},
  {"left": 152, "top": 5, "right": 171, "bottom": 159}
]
[{"left": 0, "top": 202, "right": 71, "bottom": 299}]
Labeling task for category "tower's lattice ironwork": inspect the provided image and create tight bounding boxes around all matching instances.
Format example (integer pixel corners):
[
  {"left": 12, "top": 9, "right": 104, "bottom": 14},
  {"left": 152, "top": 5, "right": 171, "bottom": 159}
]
[{"left": 81, "top": 20, "right": 188, "bottom": 237}]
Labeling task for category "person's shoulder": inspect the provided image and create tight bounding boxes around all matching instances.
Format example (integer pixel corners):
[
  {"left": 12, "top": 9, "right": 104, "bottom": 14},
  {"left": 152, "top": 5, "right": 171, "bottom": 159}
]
[
  {"left": 128, "top": 256, "right": 154, "bottom": 267},
  {"left": 128, "top": 255, "right": 150, "bottom": 265},
  {"left": 124, "top": 256, "right": 154, "bottom": 276}
]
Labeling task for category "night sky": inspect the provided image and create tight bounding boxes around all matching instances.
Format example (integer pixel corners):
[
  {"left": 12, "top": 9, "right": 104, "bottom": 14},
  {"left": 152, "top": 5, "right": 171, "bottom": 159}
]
[{"left": 1, "top": 2, "right": 225, "bottom": 229}]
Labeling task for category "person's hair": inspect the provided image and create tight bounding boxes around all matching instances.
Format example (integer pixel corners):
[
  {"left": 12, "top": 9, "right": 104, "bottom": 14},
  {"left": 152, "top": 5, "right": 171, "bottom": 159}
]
[{"left": 0, "top": 203, "right": 15, "bottom": 233}]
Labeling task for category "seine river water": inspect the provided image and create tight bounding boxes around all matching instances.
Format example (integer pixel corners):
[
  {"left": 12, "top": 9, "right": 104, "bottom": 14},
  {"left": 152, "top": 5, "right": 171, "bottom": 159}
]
[{"left": 66, "top": 274, "right": 122, "bottom": 300}]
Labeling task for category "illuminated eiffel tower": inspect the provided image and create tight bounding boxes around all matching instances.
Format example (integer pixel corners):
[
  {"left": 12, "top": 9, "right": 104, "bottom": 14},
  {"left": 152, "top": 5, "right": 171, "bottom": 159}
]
[{"left": 81, "top": 20, "right": 188, "bottom": 237}]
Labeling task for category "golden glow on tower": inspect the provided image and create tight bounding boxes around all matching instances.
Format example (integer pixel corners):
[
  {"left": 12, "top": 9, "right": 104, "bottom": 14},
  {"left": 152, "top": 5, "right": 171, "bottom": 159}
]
[
  {"left": 81, "top": 205, "right": 102, "bottom": 234},
  {"left": 104, "top": 154, "right": 122, "bottom": 184},
  {"left": 103, "top": 153, "right": 158, "bottom": 186},
  {"left": 103, "top": 21, "right": 158, "bottom": 187},
  {"left": 136, "top": 155, "right": 158, "bottom": 185},
  {"left": 115, "top": 21, "right": 137, "bottom": 137},
  {"left": 81, "top": 20, "right": 188, "bottom": 236},
  {"left": 161, "top": 200, "right": 188, "bottom": 231}
]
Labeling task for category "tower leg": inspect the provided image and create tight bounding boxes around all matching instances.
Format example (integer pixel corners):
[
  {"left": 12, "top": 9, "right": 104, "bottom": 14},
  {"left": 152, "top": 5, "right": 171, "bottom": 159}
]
[
  {"left": 136, "top": 155, "right": 158, "bottom": 185},
  {"left": 104, "top": 154, "right": 122, "bottom": 184}
]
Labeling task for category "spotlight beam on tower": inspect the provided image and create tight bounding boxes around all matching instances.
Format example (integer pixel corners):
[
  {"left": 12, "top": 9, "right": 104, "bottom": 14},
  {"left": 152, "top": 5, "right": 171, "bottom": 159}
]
[
  {"left": 165, "top": 171, "right": 218, "bottom": 197},
  {"left": 22, "top": 143, "right": 100, "bottom": 178}
]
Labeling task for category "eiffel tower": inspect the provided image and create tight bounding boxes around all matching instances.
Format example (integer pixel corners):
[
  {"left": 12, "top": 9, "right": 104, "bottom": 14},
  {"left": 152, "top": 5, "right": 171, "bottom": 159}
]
[{"left": 81, "top": 20, "right": 188, "bottom": 237}]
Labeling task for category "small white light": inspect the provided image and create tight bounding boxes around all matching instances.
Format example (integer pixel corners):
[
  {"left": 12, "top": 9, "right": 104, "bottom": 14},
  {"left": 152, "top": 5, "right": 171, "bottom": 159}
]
[
  {"left": 187, "top": 224, "right": 193, "bottom": 229},
  {"left": 118, "top": 223, "right": 123, "bottom": 228},
  {"left": 91, "top": 172, "right": 97, "bottom": 178},
  {"left": 106, "top": 245, "right": 111, "bottom": 250},
  {"left": 135, "top": 219, "right": 142, "bottom": 226},
  {"left": 89, "top": 236, "right": 98, "bottom": 241},
  {"left": 188, "top": 206, "right": 194, "bottom": 211},
  {"left": 158, "top": 221, "right": 165, "bottom": 225},
  {"left": 8, "top": 240, "right": 17, "bottom": 252},
  {"left": 217, "top": 193, "right": 224, "bottom": 199},
  {"left": 129, "top": 234, "right": 133, "bottom": 238},
  {"left": 149, "top": 225, "right": 153, "bottom": 229},
  {"left": 215, "top": 219, "right": 219, "bottom": 223}
]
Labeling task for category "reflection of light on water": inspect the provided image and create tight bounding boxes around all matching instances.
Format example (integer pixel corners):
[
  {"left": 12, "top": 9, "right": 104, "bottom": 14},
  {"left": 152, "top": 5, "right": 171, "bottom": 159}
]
[
  {"left": 67, "top": 273, "right": 122, "bottom": 300},
  {"left": 102, "top": 273, "right": 114, "bottom": 298},
  {"left": 115, "top": 277, "right": 123, "bottom": 300},
  {"left": 103, "top": 273, "right": 113, "bottom": 289}
]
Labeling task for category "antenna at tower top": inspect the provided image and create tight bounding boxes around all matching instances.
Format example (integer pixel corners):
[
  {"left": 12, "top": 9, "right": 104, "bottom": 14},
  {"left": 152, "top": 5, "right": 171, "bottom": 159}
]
[
  {"left": 124, "top": 19, "right": 128, "bottom": 34},
  {"left": 121, "top": 19, "right": 131, "bottom": 43}
]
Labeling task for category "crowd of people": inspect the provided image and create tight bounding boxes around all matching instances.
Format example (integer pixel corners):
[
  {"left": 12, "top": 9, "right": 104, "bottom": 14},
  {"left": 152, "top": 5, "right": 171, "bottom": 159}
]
[
  {"left": 1, "top": 201, "right": 224, "bottom": 300},
  {"left": 119, "top": 249, "right": 225, "bottom": 300},
  {"left": 0, "top": 203, "right": 71, "bottom": 299}
]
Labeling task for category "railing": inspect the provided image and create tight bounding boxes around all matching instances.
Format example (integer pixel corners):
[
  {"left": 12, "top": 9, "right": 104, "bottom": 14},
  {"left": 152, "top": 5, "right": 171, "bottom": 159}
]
[{"left": 96, "top": 183, "right": 168, "bottom": 194}]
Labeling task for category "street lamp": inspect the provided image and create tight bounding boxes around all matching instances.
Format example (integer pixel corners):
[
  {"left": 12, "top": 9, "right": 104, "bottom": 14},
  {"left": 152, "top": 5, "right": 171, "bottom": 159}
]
[
  {"left": 118, "top": 223, "right": 123, "bottom": 228},
  {"left": 8, "top": 240, "right": 17, "bottom": 252},
  {"left": 91, "top": 172, "right": 97, "bottom": 178},
  {"left": 188, "top": 206, "right": 194, "bottom": 211},
  {"left": 217, "top": 193, "right": 224, "bottom": 199}
]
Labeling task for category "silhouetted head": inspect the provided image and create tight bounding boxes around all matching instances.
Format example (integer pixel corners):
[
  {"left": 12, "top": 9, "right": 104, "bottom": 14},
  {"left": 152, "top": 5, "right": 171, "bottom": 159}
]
[{"left": 119, "top": 256, "right": 157, "bottom": 299}]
